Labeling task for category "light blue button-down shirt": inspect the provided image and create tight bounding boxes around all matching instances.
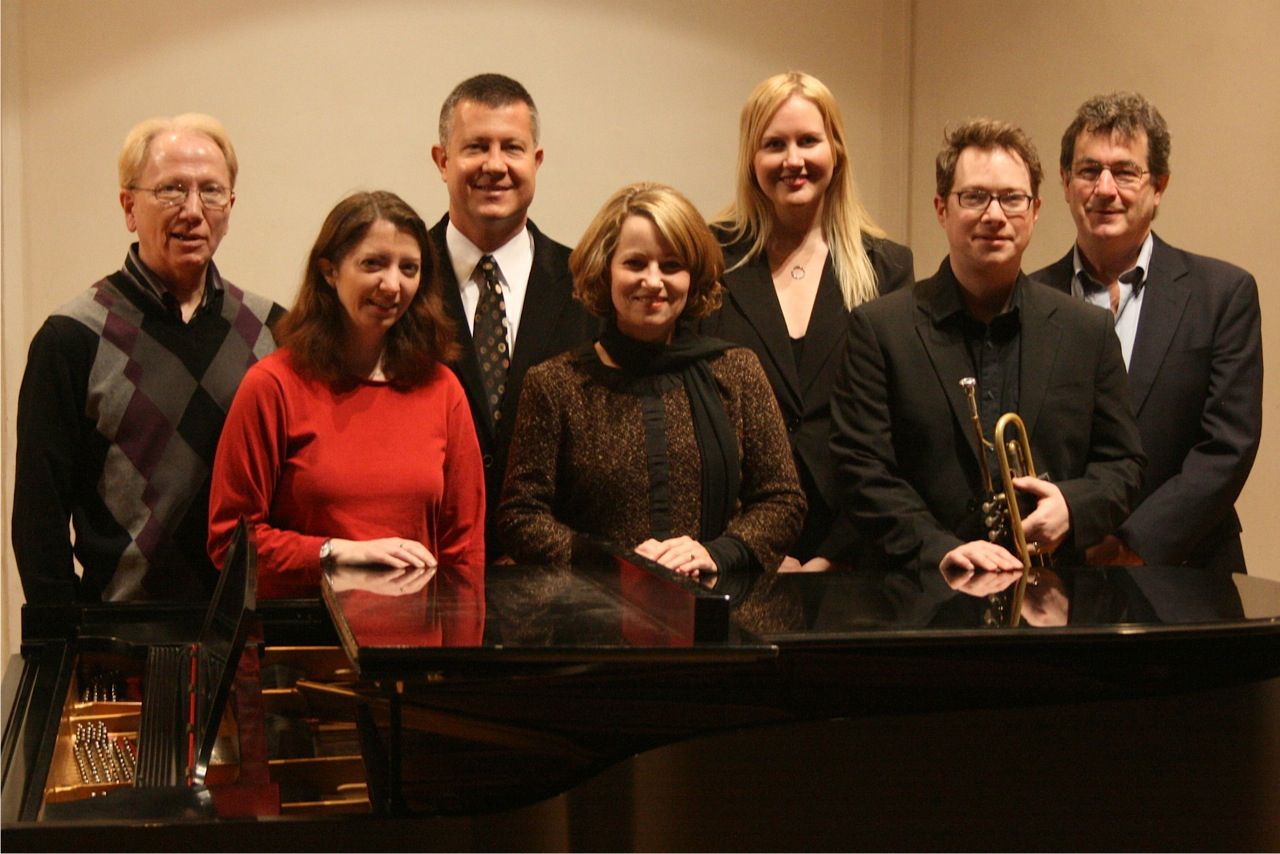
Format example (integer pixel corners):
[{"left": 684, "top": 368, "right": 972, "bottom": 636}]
[{"left": 1071, "top": 232, "right": 1153, "bottom": 369}]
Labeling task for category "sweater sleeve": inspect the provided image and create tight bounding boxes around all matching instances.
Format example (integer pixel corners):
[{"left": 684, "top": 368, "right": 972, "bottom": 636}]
[
  {"left": 12, "top": 318, "right": 94, "bottom": 603},
  {"left": 208, "top": 360, "right": 325, "bottom": 595},
  {"left": 718, "top": 350, "right": 807, "bottom": 573},
  {"left": 497, "top": 363, "right": 576, "bottom": 565},
  {"left": 437, "top": 380, "right": 487, "bottom": 644}
]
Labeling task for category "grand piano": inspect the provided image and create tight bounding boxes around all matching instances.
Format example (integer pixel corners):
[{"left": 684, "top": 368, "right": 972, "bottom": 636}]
[{"left": 5, "top": 535, "right": 1280, "bottom": 850}]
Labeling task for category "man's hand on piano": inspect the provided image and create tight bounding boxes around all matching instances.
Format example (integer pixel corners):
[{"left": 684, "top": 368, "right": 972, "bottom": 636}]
[{"left": 939, "top": 541, "right": 1024, "bottom": 595}]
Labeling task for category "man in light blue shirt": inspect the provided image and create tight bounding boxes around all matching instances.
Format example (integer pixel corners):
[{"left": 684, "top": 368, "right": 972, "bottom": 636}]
[{"left": 1034, "top": 92, "right": 1262, "bottom": 574}]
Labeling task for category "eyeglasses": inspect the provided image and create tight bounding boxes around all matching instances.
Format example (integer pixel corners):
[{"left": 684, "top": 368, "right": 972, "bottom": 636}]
[
  {"left": 951, "top": 190, "right": 1035, "bottom": 214},
  {"left": 1070, "top": 162, "right": 1150, "bottom": 189},
  {"left": 128, "top": 183, "right": 233, "bottom": 210}
]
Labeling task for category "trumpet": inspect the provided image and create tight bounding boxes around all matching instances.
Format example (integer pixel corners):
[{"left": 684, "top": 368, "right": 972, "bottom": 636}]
[{"left": 958, "top": 377, "right": 1049, "bottom": 626}]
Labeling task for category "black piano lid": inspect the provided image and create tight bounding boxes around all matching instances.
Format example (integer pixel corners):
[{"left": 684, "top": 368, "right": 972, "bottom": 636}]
[
  {"left": 189, "top": 518, "right": 256, "bottom": 785},
  {"left": 320, "top": 546, "right": 773, "bottom": 678}
]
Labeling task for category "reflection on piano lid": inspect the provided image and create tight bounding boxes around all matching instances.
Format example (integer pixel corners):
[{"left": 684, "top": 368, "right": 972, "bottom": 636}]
[
  {"left": 732, "top": 564, "right": 1269, "bottom": 638},
  {"left": 321, "top": 543, "right": 760, "bottom": 678}
]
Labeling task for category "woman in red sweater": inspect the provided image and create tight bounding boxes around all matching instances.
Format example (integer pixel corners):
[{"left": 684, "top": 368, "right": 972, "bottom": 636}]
[{"left": 208, "top": 191, "right": 485, "bottom": 631}]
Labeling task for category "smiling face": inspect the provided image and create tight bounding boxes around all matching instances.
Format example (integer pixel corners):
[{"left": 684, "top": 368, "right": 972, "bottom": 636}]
[
  {"left": 431, "top": 100, "right": 543, "bottom": 252},
  {"left": 935, "top": 145, "right": 1040, "bottom": 290},
  {"left": 322, "top": 219, "right": 422, "bottom": 343},
  {"left": 610, "top": 214, "right": 691, "bottom": 344},
  {"left": 120, "top": 129, "right": 234, "bottom": 291},
  {"left": 1063, "top": 129, "right": 1166, "bottom": 255},
  {"left": 752, "top": 95, "right": 835, "bottom": 218}
]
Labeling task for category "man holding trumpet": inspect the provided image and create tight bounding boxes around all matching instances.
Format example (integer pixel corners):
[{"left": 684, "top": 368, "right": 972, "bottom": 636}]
[{"left": 830, "top": 119, "right": 1144, "bottom": 592}]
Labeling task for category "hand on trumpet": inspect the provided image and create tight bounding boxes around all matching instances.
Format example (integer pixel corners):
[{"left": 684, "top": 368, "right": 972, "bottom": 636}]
[{"left": 1012, "top": 476, "right": 1069, "bottom": 555}]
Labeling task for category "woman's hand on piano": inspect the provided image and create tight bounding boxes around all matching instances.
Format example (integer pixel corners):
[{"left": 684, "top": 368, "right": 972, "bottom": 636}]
[
  {"left": 328, "top": 537, "right": 438, "bottom": 570},
  {"left": 635, "top": 536, "right": 715, "bottom": 578}
]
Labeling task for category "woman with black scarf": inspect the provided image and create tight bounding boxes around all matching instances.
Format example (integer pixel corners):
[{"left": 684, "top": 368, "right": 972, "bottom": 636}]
[{"left": 497, "top": 183, "right": 805, "bottom": 580}]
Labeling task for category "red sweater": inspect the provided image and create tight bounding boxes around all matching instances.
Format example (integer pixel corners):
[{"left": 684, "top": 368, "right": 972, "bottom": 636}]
[{"left": 209, "top": 349, "right": 485, "bottom": 611}]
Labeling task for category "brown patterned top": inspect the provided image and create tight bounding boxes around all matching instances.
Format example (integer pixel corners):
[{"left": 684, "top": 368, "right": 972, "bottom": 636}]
[{"left": 498, "top": 345, "right": 805, "bottom": 572}]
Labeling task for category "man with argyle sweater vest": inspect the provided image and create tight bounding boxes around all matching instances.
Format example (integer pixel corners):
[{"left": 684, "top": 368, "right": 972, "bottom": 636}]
[{"left": 13, "top": 114, "right": 283, "bottom": 603}]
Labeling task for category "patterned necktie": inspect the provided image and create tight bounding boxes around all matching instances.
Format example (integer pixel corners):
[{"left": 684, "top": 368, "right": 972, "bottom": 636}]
[{"left": 474, "top": 255, "right": 510, "bottom": 423}]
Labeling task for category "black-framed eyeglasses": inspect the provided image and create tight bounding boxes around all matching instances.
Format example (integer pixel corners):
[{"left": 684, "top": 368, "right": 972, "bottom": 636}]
[
  {"left": 952, "top": 189, "right": 1035, "bottom": 214},
  {"left": 128, "top": 183, "right": 234, "bottom": 210},
  {"left": 1070, "top": 162, "right": 1150, "bottom": 189}
]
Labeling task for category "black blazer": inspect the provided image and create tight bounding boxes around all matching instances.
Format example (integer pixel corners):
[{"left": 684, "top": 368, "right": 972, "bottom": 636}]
[
  {"left": 830, "top": 258, "right": 1145, "bottom": 574},
  {"left": 701, "top": 234, "right": 913, "bottom": 562},
  {"left": 1033, "top": 234, "right": 1262, "bottom": 573},
  {"left": 431, "top": 215, "right": 599, "bottom": 556}
]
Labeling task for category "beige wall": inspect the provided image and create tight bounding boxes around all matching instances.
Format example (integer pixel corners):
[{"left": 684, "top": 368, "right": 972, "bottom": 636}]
[{"left": 3, "top": 0, "right": 1277, "bottom": 662}]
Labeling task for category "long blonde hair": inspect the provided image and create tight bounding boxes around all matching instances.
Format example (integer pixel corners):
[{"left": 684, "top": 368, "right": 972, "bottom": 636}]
[{"left": 714, "top": 71, "right": 887, "bottom": 309}]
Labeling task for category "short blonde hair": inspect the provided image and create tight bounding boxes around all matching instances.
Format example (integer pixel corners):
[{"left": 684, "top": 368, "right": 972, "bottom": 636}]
[
  {"left": 570, "top": 182, "right": 723, "bottom": 320},
  {"left": 714, "top": 71, "right": 886, "bottom": 309},
  {"left": 118, "top": 113, "right": 238, "bottom": 189}
]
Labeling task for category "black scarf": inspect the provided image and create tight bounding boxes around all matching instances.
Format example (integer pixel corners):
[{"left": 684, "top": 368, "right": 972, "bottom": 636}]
[{"left": 591, "top": 316, "right": 741, "bottom": 542}]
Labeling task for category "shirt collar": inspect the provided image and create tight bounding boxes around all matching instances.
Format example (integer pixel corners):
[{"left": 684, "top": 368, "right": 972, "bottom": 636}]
[
  {"left": 445, "top": 220, "right": 534, "bottom": 286},
  {"left": 1072, "top": 231, "right": 1154, "bottom": 295},
  {"left": 933, "top": 257, "right": 1023, "bottom": 325},
  {"left": 123, "top": 243, "right": 222, "bottom": 319}
]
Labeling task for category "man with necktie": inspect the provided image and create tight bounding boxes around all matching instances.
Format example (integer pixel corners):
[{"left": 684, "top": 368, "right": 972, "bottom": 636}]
[{"left": 429, "top": 73, "right": 597, "bottom": 558}]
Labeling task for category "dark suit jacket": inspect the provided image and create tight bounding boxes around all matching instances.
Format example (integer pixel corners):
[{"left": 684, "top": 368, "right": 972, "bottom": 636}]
[
  {"left": 701, "top": 234, "right": 914, "bottom": 562},
  {"left": 830, "top": 257, "right": 1145, "bottom": 575},
  {"left": 430, "top": 215, "right": 599, "bottom": 556},
  {"left": 1033, "top": 234, "right": 1263, "bottom": 573}
]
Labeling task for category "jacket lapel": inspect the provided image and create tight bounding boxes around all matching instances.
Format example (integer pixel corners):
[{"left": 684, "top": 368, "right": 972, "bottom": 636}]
[
  {"left": 797, "top": 261, "right": 847, "bottom": 403},
  {"left": 914, "top": 274, "right": 985, "bottom": 467},
  {"left": 1035, "top": 251, "right": 1075, "bottom": 294},
  {"left": 1016, "top": 275, "right": 1062, "bottom": 439},
  {"left": 724, "top": 255, "right": 802, "bottom": 408},
  {"left": 431, "top": 215, "right": 493, "bottom": 440},
  {"left": 1126, "top": 234, "right": 1190, "bottom": 415},
  {"left": 509, "top": 222, "right": 572, "bottom": 379}
]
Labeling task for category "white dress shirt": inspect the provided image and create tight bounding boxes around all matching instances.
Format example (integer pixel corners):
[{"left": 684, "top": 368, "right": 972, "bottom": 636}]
[{"left": 446, "top": 221, "right": 535, "bottom": 355}]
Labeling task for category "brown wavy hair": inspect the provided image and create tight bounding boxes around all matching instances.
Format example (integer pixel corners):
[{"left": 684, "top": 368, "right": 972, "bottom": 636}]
[
  {"left": 274, "top": 191, "right": 457, "bottom": 389},
  {"left": 570, "top": 182, "right": 723, "bottom": 320},
  {"left": 935, "top": 118, "right": 1043, "bottom": 198}
]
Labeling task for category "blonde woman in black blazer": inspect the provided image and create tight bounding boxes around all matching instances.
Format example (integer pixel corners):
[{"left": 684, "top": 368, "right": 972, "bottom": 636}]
[{"left": 703, "top": 72, "right": 913, "bottom": 572}]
